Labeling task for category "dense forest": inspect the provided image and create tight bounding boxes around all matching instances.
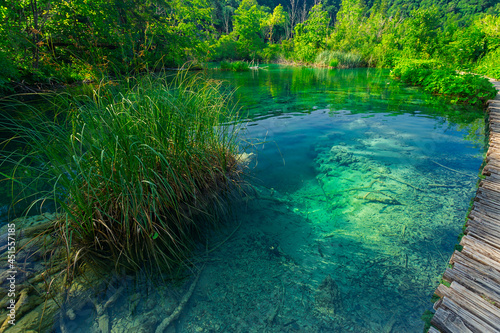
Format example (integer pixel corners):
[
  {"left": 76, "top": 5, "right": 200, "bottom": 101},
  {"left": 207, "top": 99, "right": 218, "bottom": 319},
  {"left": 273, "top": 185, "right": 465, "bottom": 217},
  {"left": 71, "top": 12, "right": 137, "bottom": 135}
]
[{"left": 0, "top": 0, "right": 499, "bottom": 93}]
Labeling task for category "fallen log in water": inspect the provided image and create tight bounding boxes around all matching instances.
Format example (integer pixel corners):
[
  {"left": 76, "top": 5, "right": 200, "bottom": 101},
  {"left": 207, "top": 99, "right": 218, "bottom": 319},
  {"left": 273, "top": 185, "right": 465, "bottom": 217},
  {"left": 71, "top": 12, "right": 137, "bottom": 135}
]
[{"left": 354, "top": 191, "right": 402, "bottom": 205}]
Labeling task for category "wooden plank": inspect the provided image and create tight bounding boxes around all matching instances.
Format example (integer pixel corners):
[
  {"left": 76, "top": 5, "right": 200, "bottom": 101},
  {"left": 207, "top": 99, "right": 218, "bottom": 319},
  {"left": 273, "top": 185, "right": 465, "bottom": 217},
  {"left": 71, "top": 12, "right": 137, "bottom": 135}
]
[
  {"left": 466, "top": 216, "right": 500, "bottom": 237},
  {"left": 476, "top": 188, "right": 500, "bottom": 204},
  {"left": 453, "top": 261, "right": 500, "bottom": 293},
  {"left": 480, "top": 180, "right": 500, "bottom": 193},
  {"left": 443, "top": 267, "right": 500, "bottom": 305},
  {"left": 466, "top": 229, "right": 500, "bottom": 251},
  {"left": 465, "top": 221, "right": 500, "bottom": 245},
  {"left": 479, "top": 179, "right": 500, "bottom": 191},
  {"left": 470, "top": 205, "right": 500, "bottom": 225},
  {"left": 460, "top": 246, "right": 500, "bottom": 274},
  {"left": 431, "top": 306, "right": 474, "bottom": 333},
  {"left": 469, "top": 209, "right": 500, "bottom": 226},
  {"left": 436, "top": 282, "right": 500, "bottom": 332},
  {"left": 450, "top": 282, "right": 500, "bottom": 329},
  {"left": 451, "top": 251, "right": 500, "bottom": 282},
  {"left": 485, "top": 154, "right": 500, "bottom": 162},
  {"left": 477, "top": 187, "right": 500, "bottom": 204},
  {"left": 473, "top": 195, "right": 500, "bottom": 217},
  {"left": 460, "top": 235, "right": 500, "bottom": 262},
  {"left": 440, "top": 297, "right": 498, "bottom": 333},
  {"left": 467, "top": 214, "right": 500, "bottom": 232},
  {"left": 428, "top": 327, "right": 441, "bottom": 333},
  {"left": 482, "top": 171, "right": 500, "bottom": 182},
  {"left": 474, "top": 191, "right": 500, "bottom": 208},
  {"left": 472, "top": 204, "right": 500, "bottom": 220},
  {"left": 432, "top": 87, "right": 500, "bottom": 333}
]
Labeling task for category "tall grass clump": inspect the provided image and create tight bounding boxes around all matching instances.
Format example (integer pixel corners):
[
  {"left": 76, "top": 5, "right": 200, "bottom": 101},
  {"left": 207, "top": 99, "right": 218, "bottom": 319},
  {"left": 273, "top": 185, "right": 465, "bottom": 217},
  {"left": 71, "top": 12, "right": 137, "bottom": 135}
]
[
  {"left": 314, "top": 51, "right": 363, "bottom": 68},
  {"left": 1, "top": 72, "right": 244, "bottom": 273},
  {"left": 220, "top": 60, "right": 233, "bottom": 71}
]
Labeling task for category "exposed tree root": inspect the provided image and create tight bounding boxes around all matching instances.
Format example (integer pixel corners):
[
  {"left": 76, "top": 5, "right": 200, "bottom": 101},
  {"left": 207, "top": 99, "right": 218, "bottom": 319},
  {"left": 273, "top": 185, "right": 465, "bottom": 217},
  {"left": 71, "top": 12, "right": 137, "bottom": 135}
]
[
  {"left": 90, "top": 285, "right": 125, "bottom": 333},
  {"left": 0, "top": 289, "right": 29, "bottom": 333},
  {"left": 155, "top": 266, "right": 203, "bottom": 333}
]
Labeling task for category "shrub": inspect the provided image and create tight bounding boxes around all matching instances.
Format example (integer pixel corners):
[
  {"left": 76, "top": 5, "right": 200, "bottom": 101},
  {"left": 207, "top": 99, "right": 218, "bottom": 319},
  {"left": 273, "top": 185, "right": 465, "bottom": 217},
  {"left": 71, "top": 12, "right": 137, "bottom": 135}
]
[
  {"left": 0, "top": 50, "right": 20, "bottom": 92},
  {"left": 475, "top": 48, "right": 500, "bottom": 80},
  {"left": 392, "top": 59, "right": 497, "bottom": 105},
  {"left": 390, "top": 59, "right": 442, "bottom": 85},
  {"left": 231, "top": 61, "right": 250, "bottom": 72},
  {"left": 2, "top": 72, "right": 244, "bottom": 273},
  {"left": 423, "top": 71, "right": 497, "bottom": 105},
  {"left": 329, "top": 58, "right": 339, "bottom": 68},
  {"left": 212, "top": 34, "right": 239, "bottom": 61},
  {"left": 259, "top": 44, "right": 281, "bottom": 62},
  {"left": 220, "top": 60, "right": 233, "bottom": 71}
]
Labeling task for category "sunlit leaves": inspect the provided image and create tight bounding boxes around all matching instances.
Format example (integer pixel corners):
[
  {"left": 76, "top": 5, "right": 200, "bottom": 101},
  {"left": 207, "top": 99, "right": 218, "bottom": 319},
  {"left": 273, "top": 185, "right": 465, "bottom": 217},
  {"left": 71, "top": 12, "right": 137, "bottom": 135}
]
[{"left": 292, "top": 4, "right": 330, "bottom": 62}]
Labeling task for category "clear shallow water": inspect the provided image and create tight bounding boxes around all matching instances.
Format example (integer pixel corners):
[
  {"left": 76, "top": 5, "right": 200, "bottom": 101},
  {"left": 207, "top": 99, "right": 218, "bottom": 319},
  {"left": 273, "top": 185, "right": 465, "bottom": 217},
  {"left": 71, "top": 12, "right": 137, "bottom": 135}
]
[{"left": 2, "top": 66, "right": 487, "bottom": 332}]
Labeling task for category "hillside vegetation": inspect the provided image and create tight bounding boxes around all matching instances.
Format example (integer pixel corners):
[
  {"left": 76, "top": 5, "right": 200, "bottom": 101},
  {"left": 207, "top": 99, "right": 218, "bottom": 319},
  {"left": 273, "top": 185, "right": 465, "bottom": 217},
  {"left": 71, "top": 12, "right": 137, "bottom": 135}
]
[{"left": 0, "top": 0, "right": 499, "bottom": 94}]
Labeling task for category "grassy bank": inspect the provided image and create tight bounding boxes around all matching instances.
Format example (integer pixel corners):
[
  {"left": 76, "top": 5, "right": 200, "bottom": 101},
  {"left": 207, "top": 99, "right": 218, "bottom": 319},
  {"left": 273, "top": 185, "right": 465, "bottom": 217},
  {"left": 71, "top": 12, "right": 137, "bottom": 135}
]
[{"left": 1, "top": 72, "right": 244, "bottom": 273}]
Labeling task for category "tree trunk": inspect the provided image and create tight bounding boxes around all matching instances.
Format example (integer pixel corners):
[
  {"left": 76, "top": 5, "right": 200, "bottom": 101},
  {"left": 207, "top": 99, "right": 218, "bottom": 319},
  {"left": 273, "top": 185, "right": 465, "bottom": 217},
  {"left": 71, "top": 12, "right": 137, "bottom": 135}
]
[
  {"left": 30, "top": 0, "right": 39, "bottom": 70},
  {"left": 287, "top": 0, "right": 298, "bottom": 39}
]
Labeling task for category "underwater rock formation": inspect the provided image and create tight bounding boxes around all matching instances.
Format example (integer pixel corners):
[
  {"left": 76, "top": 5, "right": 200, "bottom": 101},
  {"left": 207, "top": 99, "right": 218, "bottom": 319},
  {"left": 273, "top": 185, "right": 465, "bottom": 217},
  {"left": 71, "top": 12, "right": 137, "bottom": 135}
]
[{"left": 314, "top": 274, "right": 343, "bottom": 316}]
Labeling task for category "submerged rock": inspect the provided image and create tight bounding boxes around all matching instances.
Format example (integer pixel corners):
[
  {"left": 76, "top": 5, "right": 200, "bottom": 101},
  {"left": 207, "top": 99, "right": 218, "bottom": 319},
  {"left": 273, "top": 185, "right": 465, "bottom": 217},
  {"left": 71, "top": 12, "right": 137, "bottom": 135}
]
[
  {"left": 314, "top": 274, "right": 343, "bottom": 316},
  {"left": 329, "top": 147, "right": 359, "bottom": 166}
]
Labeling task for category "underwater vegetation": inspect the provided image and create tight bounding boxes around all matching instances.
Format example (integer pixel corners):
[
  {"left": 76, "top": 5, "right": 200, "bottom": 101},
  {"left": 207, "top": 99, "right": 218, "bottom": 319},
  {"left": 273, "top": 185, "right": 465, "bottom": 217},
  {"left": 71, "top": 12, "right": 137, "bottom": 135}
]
[{"left": 1, "top": 72, "right": 244, "bottom": 274}]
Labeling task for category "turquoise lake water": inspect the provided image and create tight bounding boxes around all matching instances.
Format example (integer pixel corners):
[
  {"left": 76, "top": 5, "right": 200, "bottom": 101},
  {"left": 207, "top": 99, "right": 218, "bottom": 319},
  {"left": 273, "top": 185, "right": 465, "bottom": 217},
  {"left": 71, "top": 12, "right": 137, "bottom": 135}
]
[{"left": 1, "top": 66, "right": 487, "bottom": 332}]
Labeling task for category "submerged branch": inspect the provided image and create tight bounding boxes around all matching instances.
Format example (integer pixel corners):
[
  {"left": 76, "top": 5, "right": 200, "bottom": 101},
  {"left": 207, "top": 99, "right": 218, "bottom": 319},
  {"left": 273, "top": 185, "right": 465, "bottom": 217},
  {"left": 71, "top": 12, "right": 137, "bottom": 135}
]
[{"left": 155, "top": 266, "right": 203, "bottom": 333}]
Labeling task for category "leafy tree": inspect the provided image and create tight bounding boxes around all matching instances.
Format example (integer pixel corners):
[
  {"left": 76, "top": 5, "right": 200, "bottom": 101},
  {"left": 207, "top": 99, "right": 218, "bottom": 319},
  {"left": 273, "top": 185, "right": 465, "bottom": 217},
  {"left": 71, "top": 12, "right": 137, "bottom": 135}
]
[
  {"left": 293, "top": 4, "right": 330, "bottom": 62},
  {"left": 263, "top": 4, "right": 287, "bottom": 42},
  {"left": 329, "top": 0, "right": 367, "bottom": 51},
  {"left": 400, "top": 7, "right": 442, "bottom": 58},
  {"left": 233, "top": 0, "right": 269, "bottom": 59}
]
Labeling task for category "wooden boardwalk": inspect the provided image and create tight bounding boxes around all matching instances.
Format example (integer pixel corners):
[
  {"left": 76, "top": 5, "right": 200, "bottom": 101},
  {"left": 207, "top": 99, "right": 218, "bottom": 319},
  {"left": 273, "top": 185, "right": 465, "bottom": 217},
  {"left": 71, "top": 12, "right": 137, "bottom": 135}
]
[{"left": 430, "top": 81, "right": 500, "bottom": 333}]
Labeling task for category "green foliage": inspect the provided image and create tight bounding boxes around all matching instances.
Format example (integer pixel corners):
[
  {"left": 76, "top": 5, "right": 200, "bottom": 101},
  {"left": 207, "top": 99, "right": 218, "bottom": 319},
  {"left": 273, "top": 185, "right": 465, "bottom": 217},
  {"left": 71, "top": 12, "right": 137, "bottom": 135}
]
[
  {"left": 421, "top": 309, "right": 434, "bottom": 332},
  {"left": 292, "top": 4, "right": 331, "bottom": 63},
  {"left": 233, "top": 0, "right": 268, "bottom": 59},
  {"left": 220, "top": 60, "right": 250, "bottom": 71},
  {"left": 2, "top": 72, "right": 243, "bottom": 272},
  {"left": 262, "top": 4, "right": 286, "bottom": 43},
  {"left": 392, "top": 59, "right": 497, "bottom": 105},
  {"left": 391, "top": 59, "right": 444, "bottom": 84},
  {"left": 0, "top": 50, "right": 20, "bottom": 92},
  {"left": 329, "top": 58, "right": 340, "bottom": 68},
  {"left": 212, "top": 33, "right": 240, "bottom": 60},
  {"left": 401, "top": 7, "right": 441, "bottom": 59},
  {"left": 329, "top": 0, "right": 367, "bottom": 52},
  {"left": 2, "top": 0, "right": 500, "bottom": 91},
  {"left": 1, "top": 0, "right": 215, "bottom": 87},
  {"left": 475, "top": 48, "right": 500, "bottom": 79},
  {"left": 435, "top": 18, "right": 486, "bottom": 70},
  {"left": 259, "top": 43, "right": 282, "bottom": 61},
  {"left": 220, "top": 60, "right": 233, "bottom": 70},
  {"left": 231, "top": 61, "right": 251, "bottom": 71},
  {"left": 473, "top": 13, "right": 500, "bottom": 79},
  {"left": 315, "top": 51, "right": 363, "bottom": 68}
]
